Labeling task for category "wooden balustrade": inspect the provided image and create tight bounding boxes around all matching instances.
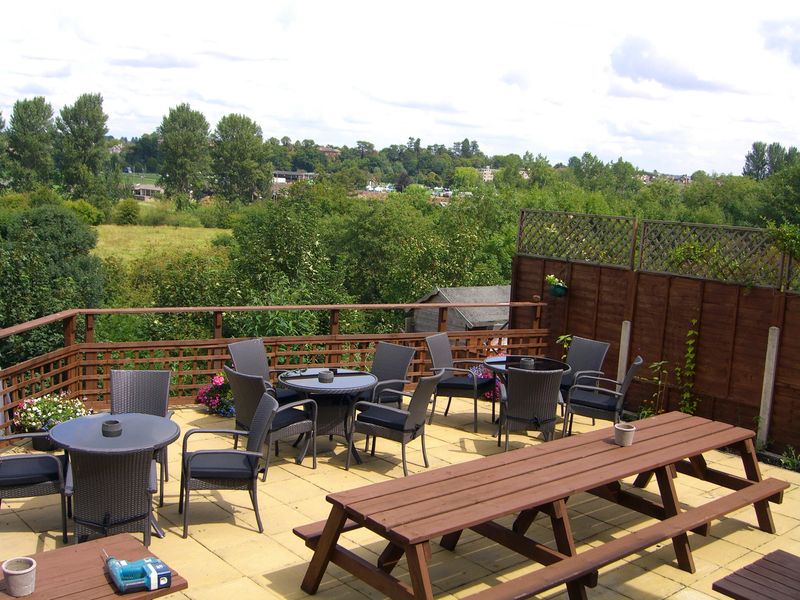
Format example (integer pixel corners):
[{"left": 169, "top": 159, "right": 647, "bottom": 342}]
[{"left": 0, "top": 301, "right": 547, "bottom": 433}]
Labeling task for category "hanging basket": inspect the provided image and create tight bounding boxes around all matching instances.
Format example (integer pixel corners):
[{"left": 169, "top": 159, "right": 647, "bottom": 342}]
[{"left": 549, "top": 283, "right": 568, "bottom": 297}]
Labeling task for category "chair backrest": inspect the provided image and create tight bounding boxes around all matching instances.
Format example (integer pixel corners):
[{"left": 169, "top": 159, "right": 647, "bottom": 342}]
[
  {"left": 224, "top": 365, "right": 268, "bottom": 430},
  {"left": 371, "top": 341, "right": 416, "bottom": 382},
  {"left": 425, "top": 333, "right": 454, "bottom": 370},
  {"left": 504, "top": 368, "right": 564, "bottom": 422},
  {"left": 245, "top": 393, "right": 279, "bottom": 453},
  {"left": 405, "top": 370, "right": 446, "bottom": 429},
  {"left": 110, "top": 370, "right": 171, "bottom": 417},
  {"left": 69, "top": 447, "right": 153, "bottom": 532},
  {"left": 228, "top": 338, "right": 270, "bottom": 381},
  {"left": 562, "top": 336, "right": 610, "bottom": 387},
  {"left": 615, "top": 355, "right": 644, "bottom": 409}
]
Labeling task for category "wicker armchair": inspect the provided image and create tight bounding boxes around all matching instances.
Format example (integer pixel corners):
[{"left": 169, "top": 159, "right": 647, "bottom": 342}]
[
  {"left": 346, "top": 370, "right": 444, "bottom": 476},
  {"left": 497, "top": 368, "right": 564, "bottom": 449},
  {"left": 425, "top": 332, "right": 496, "bottom": 432},
  {"left": 68, "top": 447, "right": 156, "bottom": 546},
  {"left": 227, "top": 338, "right": 299, "bottom": 404},
  {"left": 179, "top": 393, "right": 278, "bottom": 537},
  {"left": 0, "top": 432, "right": 68, "bottom": 543},
  {"left": 562, "top": 355, "right": 644, "bottom": 437},
  {"left": 110, "top": 369, "right": 172, "bottom": 506},
  {"left": 224, "top": 365, "right": 317, "bottom": 480},
  {"left": 560, "top": 336, "right": 610, "bottom": 396}
]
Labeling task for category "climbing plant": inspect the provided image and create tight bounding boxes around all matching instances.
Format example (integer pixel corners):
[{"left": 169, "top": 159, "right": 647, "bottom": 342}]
[{"left": 674, "top": 319, "right": 699, "bottom": 414}]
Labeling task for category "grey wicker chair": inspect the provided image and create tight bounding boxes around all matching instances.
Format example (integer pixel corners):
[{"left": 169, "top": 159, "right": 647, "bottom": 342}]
[
  {"left": 68, "top": 447, "right": 156, "bottom": 546},
  {"left": 560, "top": 336, "right": 610, "bottom": 396},
  {"left": 179, "top": 392, "right": 278, "bottom": 537},
  {"left": 362, "top": 341, "right": 416, "bottom": 406},
  {"left": 0, "top": 432, "right": 68, "bottom": 543},
  {"left": 227, "top": 338, "right": 300, "bottom": 404},
  {"left": 224, "top": 365, "right": 317, "bottom": 480},
  {"left": 346, "top": 370, "right": 444, "bottom": 476},
  {"left": 562, "top": 355, "right": 644, "bottom": 437},
  {"left": 497, "top": 368, "right": 564, "bottom": 450},
  {"left": 425, "top": 332, "right": 496, "bottom": 432},
  {"left": 110, "top": 369, "right": 172, "bottom": 506}
]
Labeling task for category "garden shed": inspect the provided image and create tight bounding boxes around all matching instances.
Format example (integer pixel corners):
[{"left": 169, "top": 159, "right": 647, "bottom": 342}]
[{"left": 406, "top": 285, "right": 511, "bottom": 332}]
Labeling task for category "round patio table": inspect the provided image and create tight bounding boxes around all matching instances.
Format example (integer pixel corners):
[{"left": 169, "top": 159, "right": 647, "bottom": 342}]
[
  {"left": 279, "top": 368, "right": 377, "bottom": 464},
  {"left": 483, "top": 355, "right": 571, "bottom": 376},
  {"left": 49, "top": 412, "right": 180, "bottom": 453}
]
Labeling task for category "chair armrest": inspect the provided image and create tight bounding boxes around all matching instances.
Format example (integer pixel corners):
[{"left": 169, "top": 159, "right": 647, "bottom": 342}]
[
  {"left": 277, "top": 398, "right": 317, "bottom": 420},
  {"left": 573, "top": 370, "right": 604, "bottom": 382},
  {"left": 0, "top": 431, "right": 51, "bottom": 443},
  {"left": 575, "top": 376, "right": 623, "bottom": 390},
  {"left": 567, "top": 383, "right": 623, "bottom": 400},
  {"left": 182, "top": 428, "right": 250, "bottom": 454},
  {"left": 377, "top": 389, "right": 412, "bottom": 402},
  {"left": 452, "top": 359, "right": 486, "bottom": 366},
  {"left": 353, "top": 402, "right": 410, "bottom": 418},
  {"left": 167, "top": 410, "right": 175, "bottom": 419},
  {"left": 185, "top": 449, "right": 263, "bottom": 475},
  {"left": 441, "top": 366, "right": 477, "bottom": 377}
]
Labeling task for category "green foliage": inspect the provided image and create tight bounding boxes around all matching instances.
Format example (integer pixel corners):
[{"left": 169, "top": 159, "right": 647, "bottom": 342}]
[
  {"left": 12, "top": 392, "right": 89, "bottom": 432},
  {"left": 640, "top": 360, "right": 668, "bottom": 418},
  {"left": 113, "top": 198, "right": 141, "bottom": 224},
  {"left": 55, "top": 93, "right": 109, "bottom": 198},
  {"left": 211, "top": 113, "right": 271, "bottom": 202},
  {"left": 779, "top": 446, "right": 800, "bottom": 471},
  {"left": 766, "top": 220, "right": 800, "bottom": 258},
  {"left": 674, "top": 320, "right": 699, "bottom": 414},
  {"left": 157, "top": 103, "right": 210, "bottom": 198},
  {"left": 7, "top": 97, "right": 55, "bottom": 190},
  {"left": 555, "top": 334, "right": 572, "bottom": 360},
  {"left": 64, "top": 199, "right": 103, "bottom": 225}
]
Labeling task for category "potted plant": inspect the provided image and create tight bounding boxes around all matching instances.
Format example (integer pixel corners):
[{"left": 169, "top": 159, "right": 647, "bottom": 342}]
[
  {"left": 13, "top": 392, "right": 90, "bottom": 450},
  {"left": 196, "top": 373, "right": 235, "bottom": 417},
  {"left": 545, "top": 274, "right": 568, "bottom": 297}
]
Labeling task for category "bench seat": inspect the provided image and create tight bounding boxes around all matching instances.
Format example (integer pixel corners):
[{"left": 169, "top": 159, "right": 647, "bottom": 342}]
[{"left": 468, "top": 477, "right": 788, "bottom": 600}]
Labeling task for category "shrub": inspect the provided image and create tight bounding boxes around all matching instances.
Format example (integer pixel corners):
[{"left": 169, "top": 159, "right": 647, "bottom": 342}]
[
  {"left": 113, "top": 198, "right": 141, "bottom": 224},
  {"left": 13, "top": 392, "right": 89, "bottom": 432},
  {"left": 138, "top": 205, "right": 171, "bottom": 226},
  {"left": 196, "top": 373, "right": 234, "bottom": 417},
  {"left": 65, "top": 199, "right": 104, "bottom": 225}
]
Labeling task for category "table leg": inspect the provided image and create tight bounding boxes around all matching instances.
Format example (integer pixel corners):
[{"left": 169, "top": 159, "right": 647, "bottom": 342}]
[
  {"left": 440, "top": 530, "right": 463, "bottom": 551},
  {"left": 405, "top": 542, "right": 435, "bottom": 600},
  {"left": 654, "top": 466, "right": 696, "bottom": 573},
  {"left": 512, "top": 508, "right": 540, "bottom": 534},
  {"left": 548, "top": 499, "right": 588, "bottom": 600},
  {"left": 739, "top": 438, "right": 776, "bottom": 533},
  {"left": 301, "top": 505, "right": 348, "bottom": 594},
  {"left": 377, "top": 541, "right": 406, "bottom": 573}
]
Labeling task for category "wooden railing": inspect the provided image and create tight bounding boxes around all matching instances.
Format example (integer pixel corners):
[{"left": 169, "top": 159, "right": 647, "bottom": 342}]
[{"left": 0, "top": 301, "right": 547, "bottom": 432}]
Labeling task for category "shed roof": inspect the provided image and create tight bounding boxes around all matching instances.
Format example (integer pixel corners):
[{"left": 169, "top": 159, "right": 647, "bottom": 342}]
[{"left": 415, "top": 285, "right": 511, "bottom": 329}]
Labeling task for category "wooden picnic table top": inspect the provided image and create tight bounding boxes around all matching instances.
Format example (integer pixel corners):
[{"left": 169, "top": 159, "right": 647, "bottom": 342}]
[
  {"left": 327, "top": 411, "right": 756, "bottom": 545},
  {"left": 0, "top": 534, "right": 188, "bottom": 600}
]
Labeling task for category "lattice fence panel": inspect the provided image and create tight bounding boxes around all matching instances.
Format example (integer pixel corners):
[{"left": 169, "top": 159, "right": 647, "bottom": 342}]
[
  {"left": 638, "top": 221, "right": 783, "bottom": 287},
  {"left": 517, "top": 209, "right": 635, "bottom": 267}
]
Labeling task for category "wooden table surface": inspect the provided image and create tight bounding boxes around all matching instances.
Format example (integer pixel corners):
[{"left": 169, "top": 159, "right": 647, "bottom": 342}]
[
  {"left": 712, "top": 549, "right": 800, "bottom": 600},
  {"left": 299, "top": 411, "right": 778, "bottom": 599},
  {"left": 0, "top": 534, "right": 188, "bottom": 599}
]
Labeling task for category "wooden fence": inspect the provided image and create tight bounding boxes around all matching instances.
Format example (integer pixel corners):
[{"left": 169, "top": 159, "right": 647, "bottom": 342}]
[
  {"left": 1, "top": 302, "right": 547, "bottom": 433},
  {"left": 511, "top": 210, "right": 800, "bottom": 452}
]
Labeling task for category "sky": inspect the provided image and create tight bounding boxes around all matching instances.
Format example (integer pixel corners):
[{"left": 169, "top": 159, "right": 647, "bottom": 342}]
[{"left": 2, "top": 1, "right": 800, "bottom": 175}]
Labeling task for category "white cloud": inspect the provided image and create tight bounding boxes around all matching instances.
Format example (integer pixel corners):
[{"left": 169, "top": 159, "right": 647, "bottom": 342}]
[{"left": 2, "top": 0, "right": 800, "bottom": 174}]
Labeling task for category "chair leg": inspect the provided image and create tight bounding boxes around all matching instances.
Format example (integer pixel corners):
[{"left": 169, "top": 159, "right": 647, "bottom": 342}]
[
  {"left": 443, "top": 397, "right": 452, "bottom": 416},
  {"left": 345, "top": 432, "right": 354, "bottom": 471},
  {"left": 312, "top": 430, "right": 317, "bottom": 469},
  {"left": 421, "top": 433, "right": 429, "bottom": 468},
  {"left": 505, "top": 424, "right": 510, "bottom": 452},
  {"left": 182, "top": 482, "right": 190, "bottom": 538},
  {"left": 233, "top": 434, "right": 239, "bottom": 450},
  {"left": 250, "top": 484, "right": 264, "bottom": 533},
  {"left": 144, "top": 510, "right": 151, "bottom": 547},
  {"left": 428, "top": 395, "right": 438, "bottom": 424},
  {"left": 292, "top": 434, "right": 304, "bottom": 448},
  {"left": 159, "top": 459, "right": 165, "bottom": 508},
  {"left": 262, "top": 437, "right": 273, "bottom": 482},
  {"left": 371, "top": 436, "right": 376, "bottom": 456},
  {"left": 473, "top": 397, "right": 479, "bottom": 433},
  {"left": 401, "top": 443, "right": 408, "bottom": 477},
  {"left": 274, "top": 441, "right": 280, "bottom": 457},
  {"left": 364, "top": 435, "right": 370, "bottom": 452},
  {"left": 60, "top": 493, "right": 68, "bottom": 543}
]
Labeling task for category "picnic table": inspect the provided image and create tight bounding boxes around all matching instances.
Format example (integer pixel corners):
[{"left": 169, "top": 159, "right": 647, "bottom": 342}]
[
  {"left": 294, "top": 412, "right": 788, "bottom": 600},
  {"left": 0, "top": 533, "right": 187, "bottom": 599}
]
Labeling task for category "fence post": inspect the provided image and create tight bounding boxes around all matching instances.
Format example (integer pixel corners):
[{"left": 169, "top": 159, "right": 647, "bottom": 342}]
[
  {"left": 329, "top": 309, "right": 340, "bottom": 366},
  {"left": 63, "top": 315, "right": 78, "bottom": 396},
  {"left": 758, "top": 326, "right": 780, "bottom": 449},
  {"left": 618, "top": 320, "right": 632, "bottom": 382}
]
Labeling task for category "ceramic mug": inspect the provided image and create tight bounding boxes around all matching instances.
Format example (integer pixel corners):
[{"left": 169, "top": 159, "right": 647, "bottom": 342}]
[{"left": 2, "top": 557, "right": 37, "bottom": 597}]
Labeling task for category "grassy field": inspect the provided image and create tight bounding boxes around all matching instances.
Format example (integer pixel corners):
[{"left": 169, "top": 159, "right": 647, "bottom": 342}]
[
  {"left": 94, "top": 225, "right": 229, "bottom": 262},
  {"left": 120, "top": 172, "right": 160, "bottom": 185}
]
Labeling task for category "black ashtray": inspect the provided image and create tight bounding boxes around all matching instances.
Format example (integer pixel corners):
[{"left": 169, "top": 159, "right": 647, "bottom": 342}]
[{"left": 102, "top": 419, "right": 122, "bottom": 437}]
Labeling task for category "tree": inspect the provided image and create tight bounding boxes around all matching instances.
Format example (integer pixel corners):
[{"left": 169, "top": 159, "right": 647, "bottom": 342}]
[
  {"left": 125, "top": 133, "right": 162, "bottom": 173},
  {"left": 453, "top": 166, "right": 481, "bottom": 189},
  {"left": 6, "top": 97, "right": 55, "bottom": 190},
  {"left": 211, "top": 113, "right": 271, "bottom": 202},
  {"left": 743, "top": 142, "right": 768, "bottom": 180},
  {"left": 157, "top": 103, "right": 210, "bottom": 199},
  {"left": 766, "top": 142, "right": 786, "bottom": 176},
  {"left": 55, "top": 93, "right": 109, "bottom": 197}
]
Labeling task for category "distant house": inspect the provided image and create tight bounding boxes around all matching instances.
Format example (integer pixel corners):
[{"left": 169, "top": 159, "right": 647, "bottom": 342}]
[
  {"left": 317, "top": 145, "right": 340, "bottom": 160},
  {"left": 132, "top": 183, "right": 164, "bottom": 200},
  {"left": 407, "top": 285, "right": 511, "bottom": 332},
  {"left": 273, "top": 170, "right": 316, "bottom": 182}
]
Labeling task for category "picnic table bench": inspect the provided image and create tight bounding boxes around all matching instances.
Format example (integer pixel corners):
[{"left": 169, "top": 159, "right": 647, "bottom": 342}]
[
  {"left": 294, "top": 411, "right": 787, "bottom": 599},
  {"left": 712, "top": 550, "right": 800, "bottom": 600}
]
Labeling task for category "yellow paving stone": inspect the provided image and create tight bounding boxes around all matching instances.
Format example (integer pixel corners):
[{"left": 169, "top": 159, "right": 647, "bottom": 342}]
[
  {"left": 666, "top": 588, "right": 718, "bottom": 600},
  {"left": 183, "top": 575, "right": 276, "bottom": 600}
]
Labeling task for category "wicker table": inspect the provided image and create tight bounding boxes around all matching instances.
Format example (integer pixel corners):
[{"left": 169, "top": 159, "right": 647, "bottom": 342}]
[
  {"left": 483, "top": 355, "right": 570, "bottom": 375},
  {"left": 0, "top": 533, "right": 187, "bottom": 599},
  {"left": 279, "top": 368, "right": 377, "bottom": 464}
]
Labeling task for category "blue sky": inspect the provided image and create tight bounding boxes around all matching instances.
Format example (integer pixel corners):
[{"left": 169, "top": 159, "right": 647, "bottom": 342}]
[{"left": 2, "top": 1, "right": 800, "bottom": 175}]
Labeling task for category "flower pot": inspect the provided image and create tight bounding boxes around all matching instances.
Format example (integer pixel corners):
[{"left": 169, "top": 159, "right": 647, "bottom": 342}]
[
  {"left": 549, "top": 284, "right": 568, "bottom": 297},
  {"left": 2, "top": 557, "right": 37, "bottom": 597},
  {"left": 614, "top": 422, "right": 636, "bottom": 447},
  {"left": 30, "top": 435, "right": 56, "bottom": 452}
]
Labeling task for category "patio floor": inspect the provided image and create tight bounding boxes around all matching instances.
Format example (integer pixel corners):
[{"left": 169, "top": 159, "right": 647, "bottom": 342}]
[{"left": 2, "top": 398, "right": 799, "bottom": 599}]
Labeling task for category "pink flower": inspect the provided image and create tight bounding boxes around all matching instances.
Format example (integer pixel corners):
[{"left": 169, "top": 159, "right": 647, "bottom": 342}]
[{"left": 212, "top": 375, "right": 224, "bottom": 386}]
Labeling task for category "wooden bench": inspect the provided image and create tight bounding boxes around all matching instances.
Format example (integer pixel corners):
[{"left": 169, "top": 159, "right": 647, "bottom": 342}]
[
  {"left": 713, "top": 549, "right": 800, "bottom": 600},
  {"left": 468, "top": 477, "right": 788, "bottom": 599}
]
